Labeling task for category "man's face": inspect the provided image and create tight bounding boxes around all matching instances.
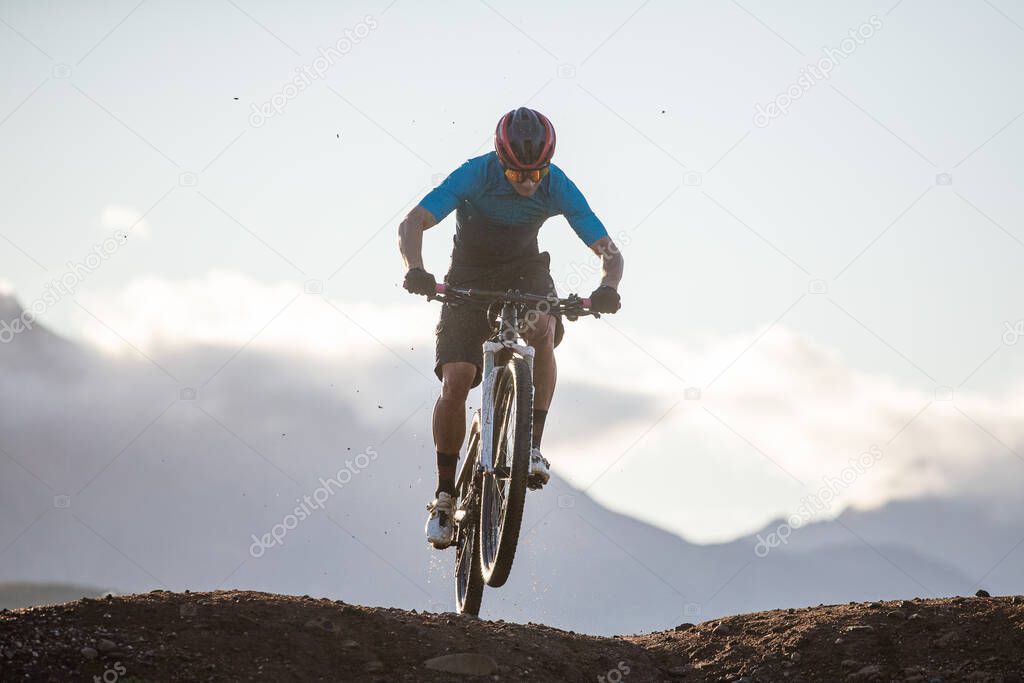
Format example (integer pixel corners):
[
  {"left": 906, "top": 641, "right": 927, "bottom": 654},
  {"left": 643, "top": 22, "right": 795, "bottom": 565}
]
[{"left": 508, "top": 176, "right": 540, "bottom": 197}]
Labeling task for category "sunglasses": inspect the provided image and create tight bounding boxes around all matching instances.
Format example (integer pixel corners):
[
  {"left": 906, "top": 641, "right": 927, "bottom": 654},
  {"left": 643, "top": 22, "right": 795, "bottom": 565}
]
[{"left": 504, "top": 166, "right": 549, "bottom": 184}]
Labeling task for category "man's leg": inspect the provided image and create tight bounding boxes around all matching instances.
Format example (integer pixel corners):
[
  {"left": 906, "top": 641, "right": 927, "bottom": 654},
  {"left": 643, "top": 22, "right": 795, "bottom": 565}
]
[
  {"left": 522, "top": 312, "right": 556, "bottom": 447},
  {"left": 425, "top": 360, "right": 477, "bottom": 548},
  {"left": 432, "top": 361, "right": 477, "bottom": 495}
]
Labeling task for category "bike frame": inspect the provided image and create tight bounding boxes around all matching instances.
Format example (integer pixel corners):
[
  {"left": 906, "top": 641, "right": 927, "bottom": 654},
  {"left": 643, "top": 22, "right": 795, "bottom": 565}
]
[
  {"left": 430, "top": 283, "right": 594, "bottom": 479},
  {"left": 479, "top": 303, "right": 535, "bottom": 475}
]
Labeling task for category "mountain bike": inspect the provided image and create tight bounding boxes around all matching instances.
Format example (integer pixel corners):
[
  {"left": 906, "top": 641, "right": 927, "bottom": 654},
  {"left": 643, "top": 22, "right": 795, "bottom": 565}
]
[{"left": 428, "top": 283, "right": 599, "bottom": 615}]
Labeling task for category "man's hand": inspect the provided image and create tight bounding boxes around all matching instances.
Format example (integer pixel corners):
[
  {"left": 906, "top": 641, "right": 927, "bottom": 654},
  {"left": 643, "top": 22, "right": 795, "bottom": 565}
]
[
  {"left": 403, "top": 267, "right": 437, "bottom": 296},
  {"left": 588, "top": 285, "right": 621, "bottom": 313}
]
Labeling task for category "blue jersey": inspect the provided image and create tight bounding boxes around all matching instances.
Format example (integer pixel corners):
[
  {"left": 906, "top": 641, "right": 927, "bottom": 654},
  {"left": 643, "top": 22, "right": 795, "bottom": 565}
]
[{"left": 419, "top": 152, "right": 608, "bottom": 266}]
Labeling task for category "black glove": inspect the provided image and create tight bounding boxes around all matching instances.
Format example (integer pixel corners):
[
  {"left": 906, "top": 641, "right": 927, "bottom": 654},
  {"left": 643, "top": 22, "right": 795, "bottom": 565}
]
[
  {"left": 589, "top": 285, "right": 621, "bottom": 313},
  {"left": 403, "top": 267, "right": 437, "bottom": 296}
]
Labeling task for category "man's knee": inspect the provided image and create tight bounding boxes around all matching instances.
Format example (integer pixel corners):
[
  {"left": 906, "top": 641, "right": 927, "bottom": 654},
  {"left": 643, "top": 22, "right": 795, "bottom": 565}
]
[
  {"left": 439, "top": 362, "right": 476, "bottom": 403},
  {"left": 523, "top": 312, "right": 556, "bottom": 349}
]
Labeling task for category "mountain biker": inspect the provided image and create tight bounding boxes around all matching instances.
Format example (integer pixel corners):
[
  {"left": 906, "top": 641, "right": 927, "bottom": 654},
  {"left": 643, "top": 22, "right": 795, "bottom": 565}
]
[{"left": 398, "top": 107, "right": 625, "bottom": 548}]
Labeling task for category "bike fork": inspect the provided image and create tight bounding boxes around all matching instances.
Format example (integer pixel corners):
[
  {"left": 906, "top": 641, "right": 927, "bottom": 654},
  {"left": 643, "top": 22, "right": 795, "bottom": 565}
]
[
  {"left": 480, "top": 340, "right": 501, "bottom": 475},
  {"left": 479, "top": 340, "right": 535, "bottom": 475}
]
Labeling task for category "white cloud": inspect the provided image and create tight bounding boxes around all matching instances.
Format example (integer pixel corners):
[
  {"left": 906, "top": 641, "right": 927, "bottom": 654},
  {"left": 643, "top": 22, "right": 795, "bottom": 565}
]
[
  {"left": 556, "top": 323, "right": 1024, "bottom": 541},
  {"left": 100, "top": 205, "right": 151, "bottom": 238},
  {"left": 70, "top": 272, "right": 1024, "bottom": 543},
  {"left": 75, "top": 271, "right": 437, "bottom": 358}
]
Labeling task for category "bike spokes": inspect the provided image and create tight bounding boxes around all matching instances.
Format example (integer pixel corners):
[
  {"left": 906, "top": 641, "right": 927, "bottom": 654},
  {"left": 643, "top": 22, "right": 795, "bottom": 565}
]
[
  {"left": 455, "top": 412, "right": 484, "bottom": 616},
  {"left": 479, "top": 359, "right": 533, "bottom": 588}
]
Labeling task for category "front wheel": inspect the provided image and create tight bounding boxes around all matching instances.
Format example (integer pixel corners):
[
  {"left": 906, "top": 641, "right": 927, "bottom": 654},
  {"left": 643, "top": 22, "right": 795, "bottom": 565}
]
[
  {"left": 479, "top": 357, "right": 533, "bottom": 588},
  {"left": 455, "top": 412, "right": 484, "bottom": 615}
]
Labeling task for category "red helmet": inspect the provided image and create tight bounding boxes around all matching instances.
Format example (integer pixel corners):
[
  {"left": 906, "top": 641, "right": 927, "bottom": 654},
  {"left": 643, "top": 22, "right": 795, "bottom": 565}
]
[{"left": 494, "top": 107, "right": 556, "bottom": 170}]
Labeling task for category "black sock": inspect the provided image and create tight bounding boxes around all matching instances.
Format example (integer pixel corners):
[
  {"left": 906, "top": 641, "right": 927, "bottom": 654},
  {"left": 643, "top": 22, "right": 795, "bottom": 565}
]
[
  {"left": 532, "top": 409, "right": 548, "bottom": 448},
  {"left": 436, "top": 452, "right": 459, "bottom": 497}
]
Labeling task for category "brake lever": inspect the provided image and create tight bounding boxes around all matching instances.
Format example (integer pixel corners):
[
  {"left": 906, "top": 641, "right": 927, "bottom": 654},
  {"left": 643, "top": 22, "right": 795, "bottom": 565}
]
[{"left": 564, "top": 306, "right": 599, "bottom": 321}]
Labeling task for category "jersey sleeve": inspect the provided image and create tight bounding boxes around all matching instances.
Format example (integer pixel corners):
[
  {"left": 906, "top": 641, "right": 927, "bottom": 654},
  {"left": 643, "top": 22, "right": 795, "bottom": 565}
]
[
  {"left": 418, "top": 157, "right": 486, "bottom": 222},
  {"left": 549, "top": 167, "right": 609, "bottom": 247}
]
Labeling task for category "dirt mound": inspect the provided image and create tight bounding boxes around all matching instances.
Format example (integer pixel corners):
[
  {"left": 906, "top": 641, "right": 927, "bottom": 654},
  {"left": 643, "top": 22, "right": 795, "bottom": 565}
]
[
  {"left": 640, "top": 595, "right": 1024, "bottom": 681},
  {"left": 1, "top": 590, "right": 1022, "bottom": 681}
]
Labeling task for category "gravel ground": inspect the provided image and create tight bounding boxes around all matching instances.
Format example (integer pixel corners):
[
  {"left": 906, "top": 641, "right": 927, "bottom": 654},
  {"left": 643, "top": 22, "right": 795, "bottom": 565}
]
[{"left": 1, "top": 590, "right": 1023, "bottom": 681}]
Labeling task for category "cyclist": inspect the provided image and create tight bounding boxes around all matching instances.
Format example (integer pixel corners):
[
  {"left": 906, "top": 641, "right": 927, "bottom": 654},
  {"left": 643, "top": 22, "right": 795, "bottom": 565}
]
[{"left": 398, "top": 107, "right": 624, "bottom": 548}]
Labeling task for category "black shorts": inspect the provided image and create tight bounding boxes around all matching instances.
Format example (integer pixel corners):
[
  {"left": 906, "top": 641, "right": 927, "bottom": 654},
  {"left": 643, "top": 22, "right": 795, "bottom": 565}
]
[{"left": 435, "top": 252, "right": 564, "bottom": 387}]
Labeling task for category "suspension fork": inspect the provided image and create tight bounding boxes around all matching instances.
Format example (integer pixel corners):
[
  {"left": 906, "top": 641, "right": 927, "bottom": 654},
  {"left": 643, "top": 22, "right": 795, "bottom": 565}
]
[
  {"left": 480, "top": 341, "right": 501, "bottom": 475},
  {"left": 479, "top": 304, "right": 535, "bottom": 475}
]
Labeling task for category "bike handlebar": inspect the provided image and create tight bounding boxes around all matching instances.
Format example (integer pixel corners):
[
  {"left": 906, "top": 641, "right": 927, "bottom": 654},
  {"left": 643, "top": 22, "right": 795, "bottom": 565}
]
[{"left": 432, "top": 283, "right": 597, "bottom": 318}]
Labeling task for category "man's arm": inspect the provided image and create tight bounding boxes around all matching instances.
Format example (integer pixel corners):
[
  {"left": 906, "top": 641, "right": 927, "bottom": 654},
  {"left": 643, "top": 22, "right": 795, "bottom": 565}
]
[
  {"left": 549, "top": 167, "right": 621, "bottom": 289},
  {"left": 399, "top": 156, "right": 482, "bottom": 272},
  {"left": 590, "top": 235, "right": 624, "bottom": 289},
  {"left": 398, "top": 205, "right": 438, "bottom": 271}
]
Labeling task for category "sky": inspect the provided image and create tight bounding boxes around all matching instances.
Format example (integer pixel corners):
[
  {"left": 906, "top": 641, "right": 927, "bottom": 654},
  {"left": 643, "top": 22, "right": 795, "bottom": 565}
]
[{"left": 2, "top": 0, "right": 1024, "bottom": 543}]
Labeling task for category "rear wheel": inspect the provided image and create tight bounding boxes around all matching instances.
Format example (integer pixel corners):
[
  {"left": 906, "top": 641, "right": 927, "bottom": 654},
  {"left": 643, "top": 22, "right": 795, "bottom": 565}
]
[
  {"left": 455, "top": 412, "right": 484, "bottom": 616},
  {"left": 480, "top": 357, "right": 533, "bottom": 587}
]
